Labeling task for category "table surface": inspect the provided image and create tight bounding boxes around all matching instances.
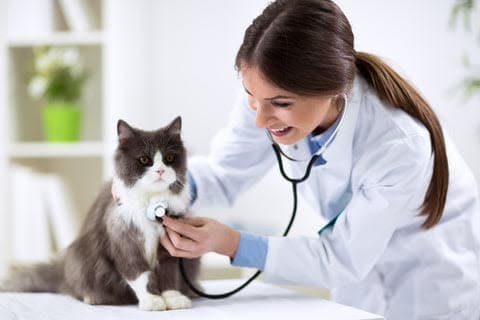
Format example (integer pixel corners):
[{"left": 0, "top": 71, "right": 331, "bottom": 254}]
[{"left": 0, "top": 279, "right": 383, "bottom": 320}]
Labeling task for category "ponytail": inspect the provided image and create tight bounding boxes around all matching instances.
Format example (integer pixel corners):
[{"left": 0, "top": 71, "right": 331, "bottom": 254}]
[{"left": 355, "top": 52, "right": 449, "bottom": 229}]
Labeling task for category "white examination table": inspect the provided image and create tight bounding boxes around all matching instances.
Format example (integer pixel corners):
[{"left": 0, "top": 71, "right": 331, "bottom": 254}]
[{"left": 0, "top": 279, "right": 383, "bottom": 320}]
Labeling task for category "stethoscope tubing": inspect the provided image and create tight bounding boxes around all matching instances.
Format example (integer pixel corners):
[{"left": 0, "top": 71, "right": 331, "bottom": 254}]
[
  {"left": 178, "top": 145, "right": 314, "bottom": 299},
  {"left": 179, "top": 94, "right": 348, "bottom": 299}
]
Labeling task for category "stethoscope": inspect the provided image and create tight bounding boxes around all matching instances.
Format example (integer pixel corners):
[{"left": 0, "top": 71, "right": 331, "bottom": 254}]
[{"left": 179, "top": 93, "right": 349, "bottom": 299}]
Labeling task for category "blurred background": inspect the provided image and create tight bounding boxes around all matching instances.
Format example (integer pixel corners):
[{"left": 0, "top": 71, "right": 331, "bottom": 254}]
[{"left": 0, "top": 0, "right": 478, "bottom": 297}]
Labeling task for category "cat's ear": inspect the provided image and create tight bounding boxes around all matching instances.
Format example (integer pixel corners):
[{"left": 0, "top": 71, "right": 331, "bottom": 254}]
[
  {"left": 166, "top": 116, "right": 182, "bottom": 135},
  {"left": 117, "top": 119, "right": 135, "bottom": 145}
]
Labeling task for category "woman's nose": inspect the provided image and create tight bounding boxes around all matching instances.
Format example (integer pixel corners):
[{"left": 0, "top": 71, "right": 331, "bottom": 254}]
[{"left": 254, "top": 103, "right": 273, "bottom": 128}]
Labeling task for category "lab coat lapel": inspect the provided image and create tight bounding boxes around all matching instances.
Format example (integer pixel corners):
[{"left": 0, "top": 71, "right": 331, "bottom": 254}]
[
  {"left": 273, "top": 76, "right": 363, "bottom": 220},
  {"left": 321, "top": 76, "right": 363, "bottom": 180},
  {"left": 309, "top": 77, "right": 363, "bottom": 220}
]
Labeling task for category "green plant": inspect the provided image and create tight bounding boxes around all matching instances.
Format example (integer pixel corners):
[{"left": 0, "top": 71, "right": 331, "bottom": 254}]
[
  {"left": 450, "top": 0, "right": 480, "bottom": 98},
  {"left": 28, "top": 47, "right": 88, "bottom": 104}
]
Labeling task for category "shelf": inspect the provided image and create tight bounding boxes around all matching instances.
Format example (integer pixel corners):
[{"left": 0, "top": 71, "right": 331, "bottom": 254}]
[
  {"left": 7, "top": 31, "right": 104, "bottom": 48},
  {"left": 8, "top": 141, "right": 105, "bottom": 158}
]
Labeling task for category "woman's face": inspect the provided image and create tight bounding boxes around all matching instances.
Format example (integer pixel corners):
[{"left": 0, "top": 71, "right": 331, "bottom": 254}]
[{"left": 242, "top": 67, "right": 340, "bottom": 145}]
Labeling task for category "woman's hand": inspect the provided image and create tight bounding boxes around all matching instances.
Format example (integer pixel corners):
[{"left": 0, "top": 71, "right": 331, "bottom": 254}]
[{"left": 160, "top": 216, "right": 240, "bottom": 259}]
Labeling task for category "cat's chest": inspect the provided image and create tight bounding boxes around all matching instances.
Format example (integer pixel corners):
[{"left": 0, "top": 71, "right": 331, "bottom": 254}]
[{"left": 114, "top": 203, "right": 163, "bottom": 268}]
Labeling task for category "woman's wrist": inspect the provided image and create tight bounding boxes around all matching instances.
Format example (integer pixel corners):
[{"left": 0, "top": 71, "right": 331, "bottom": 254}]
[{"left": 217, "top": 226, "right": 240, "bottom": 258}]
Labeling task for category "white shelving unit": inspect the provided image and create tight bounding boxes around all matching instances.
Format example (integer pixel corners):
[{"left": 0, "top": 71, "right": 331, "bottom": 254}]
[
  {"left": 8, "top": 141, "right": 105, "bottom": 158},
  {"left": 0, "top": 0, "right": 111, "bottom": 273},
  {"left": 6, "top": 31, "right": 103, "bottom": 48}
]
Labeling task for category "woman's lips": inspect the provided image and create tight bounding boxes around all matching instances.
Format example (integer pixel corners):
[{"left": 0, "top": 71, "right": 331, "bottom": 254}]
[{"left": 269, "top": 127, "right": 293, "bottom": 137}]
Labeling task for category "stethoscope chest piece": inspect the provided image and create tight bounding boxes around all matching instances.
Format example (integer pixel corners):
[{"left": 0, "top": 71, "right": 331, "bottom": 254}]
[{"left": 146, "top": 198, "right": 169, "bottom": 222}]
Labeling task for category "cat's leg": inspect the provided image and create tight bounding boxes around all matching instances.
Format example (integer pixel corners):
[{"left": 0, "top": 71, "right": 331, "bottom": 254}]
[
  {"left": 111, "top": 237, "right": 168, "bottom": 311},
  {"left": 128, "top": 271, "right": 167, "bottom": 311},
  {"left": 63, "top": 250, "right": 137, "bottom": 306},
  {"left": 148, "top": 252, "right": 193, "bottom": 310}
]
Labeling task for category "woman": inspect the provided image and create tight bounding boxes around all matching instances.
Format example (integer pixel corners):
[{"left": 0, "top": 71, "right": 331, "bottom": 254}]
[{"left": 159, "top": 0, "right": 480, "bottom": 318}]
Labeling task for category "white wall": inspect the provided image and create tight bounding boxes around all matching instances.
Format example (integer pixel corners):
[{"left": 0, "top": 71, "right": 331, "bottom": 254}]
[
  {"left": 0, "top": 0, "right": 10, "bottom": 275},
  {"left": 139, "top": 0, "right": 479, "bottom": 235},
  {"left": 338, "top": 0, "right": 480, "bottom": 182}
]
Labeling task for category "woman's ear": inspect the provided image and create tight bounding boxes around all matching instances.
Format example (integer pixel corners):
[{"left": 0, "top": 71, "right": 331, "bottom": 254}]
[{"left": 334, "top": 93, "right": 347, "bottom": 112}]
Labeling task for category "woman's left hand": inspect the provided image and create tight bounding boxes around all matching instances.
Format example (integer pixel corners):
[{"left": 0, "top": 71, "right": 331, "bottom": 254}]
[{"left": 160, "top": 216, "right": 240, "bottom": 259}]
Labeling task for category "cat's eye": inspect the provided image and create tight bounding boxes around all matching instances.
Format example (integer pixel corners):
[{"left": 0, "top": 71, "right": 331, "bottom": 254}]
[
  {"left": 165, "top": 154, "right": 175, "bottom": 163},
  {"left": 139, "top": 156, "right": 152, "bottom": 166}
]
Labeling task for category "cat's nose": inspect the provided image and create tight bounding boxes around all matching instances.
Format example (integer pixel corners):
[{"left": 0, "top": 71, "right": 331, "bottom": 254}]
[{"left": 156, "top": 168, "right": 165, "bottom": 176}]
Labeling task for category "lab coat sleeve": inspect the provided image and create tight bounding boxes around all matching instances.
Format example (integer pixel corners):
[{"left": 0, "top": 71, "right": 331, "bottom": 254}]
[
  {"left": 263, "top": 134, "right": 433, "bottom": 288},
  {"left": 188, "top": 93, "right": 275, "bottom": 209}
]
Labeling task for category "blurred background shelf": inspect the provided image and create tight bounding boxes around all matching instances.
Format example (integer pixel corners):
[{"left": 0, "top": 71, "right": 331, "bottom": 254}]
[
  {"left": 6, "top": 31, "right": 104, "bottom": 47},
  {"left": 8, "top": 141, "right": 105, "bottom": 158}
]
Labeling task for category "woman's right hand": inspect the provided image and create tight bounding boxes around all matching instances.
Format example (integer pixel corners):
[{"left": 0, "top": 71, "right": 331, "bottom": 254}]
[{"left": 160, "top": 216, "right": 240, "bottom": 259}]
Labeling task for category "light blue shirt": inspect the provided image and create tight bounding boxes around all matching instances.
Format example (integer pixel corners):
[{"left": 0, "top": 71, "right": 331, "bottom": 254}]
[{"left": 188, "top": 117, "right": 341, "bottom": 270}]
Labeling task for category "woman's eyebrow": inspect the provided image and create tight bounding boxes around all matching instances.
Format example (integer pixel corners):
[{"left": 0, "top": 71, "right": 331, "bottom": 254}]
[
  {"left": 242, "top": 84, "right": 294, "bottom": 100},
  {"left": 242, "top": 84, "right": 253, "bottom": 96},
  {"left": 264, "top": 95, "right": 294, "bottom": 101}
]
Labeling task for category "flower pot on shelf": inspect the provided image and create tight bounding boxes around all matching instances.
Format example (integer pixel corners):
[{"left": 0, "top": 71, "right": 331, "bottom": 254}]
[{"left": 42, "top": 103, "right": 82, "bottom": 142}]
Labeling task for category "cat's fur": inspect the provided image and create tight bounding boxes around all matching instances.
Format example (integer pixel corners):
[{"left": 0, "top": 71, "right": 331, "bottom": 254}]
[{"left": 0, "top": 117, "right": 201, "bottom": 311}]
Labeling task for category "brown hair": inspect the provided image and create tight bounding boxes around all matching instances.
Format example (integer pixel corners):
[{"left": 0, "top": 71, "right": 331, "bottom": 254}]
[{"left": 235, "top": 0, "right": 448, "bottom": 229}]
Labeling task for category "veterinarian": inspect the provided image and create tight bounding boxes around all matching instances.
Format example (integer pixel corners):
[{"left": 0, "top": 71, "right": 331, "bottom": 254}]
[{"left": 160, "top": 0, "right": 480, "bottom": 318}]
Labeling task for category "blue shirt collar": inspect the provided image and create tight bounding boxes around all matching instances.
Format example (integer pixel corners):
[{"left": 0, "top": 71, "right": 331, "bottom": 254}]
[{"left": 306, "top": 114, "right": 342, "bottom": 166}]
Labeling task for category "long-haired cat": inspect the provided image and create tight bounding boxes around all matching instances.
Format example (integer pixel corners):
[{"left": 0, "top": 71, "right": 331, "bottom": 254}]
[{"left": 0, "top": 117, "right": 200, "bottom": 311}]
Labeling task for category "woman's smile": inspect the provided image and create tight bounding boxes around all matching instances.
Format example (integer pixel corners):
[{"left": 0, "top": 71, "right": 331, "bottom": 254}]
[
  {"left": 269, "top": 126, "right": 293, "bottom": 137},
  {"left": 241, "top": 66, "right": 340, "bottom": 145}
]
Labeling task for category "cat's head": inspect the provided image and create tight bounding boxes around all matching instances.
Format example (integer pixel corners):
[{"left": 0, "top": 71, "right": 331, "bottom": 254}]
[{"left": 114, "top": 117, "right": 187, "bottom": 195}]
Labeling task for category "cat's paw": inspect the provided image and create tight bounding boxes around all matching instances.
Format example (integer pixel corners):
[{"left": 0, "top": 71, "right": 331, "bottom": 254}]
[
  {"left": 161, "top": 290, "right": 192, "bottom": 310},
  {"left": 138, "top": 293, "right": 167, "bottom": 311},
  {"left": 83, "top": 295, "right": 101, "bottom": 305}
]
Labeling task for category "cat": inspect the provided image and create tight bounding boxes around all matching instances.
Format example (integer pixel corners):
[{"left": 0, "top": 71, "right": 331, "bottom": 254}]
[{"left": 0, "top": 117, "right": 201, "bottom": 311}]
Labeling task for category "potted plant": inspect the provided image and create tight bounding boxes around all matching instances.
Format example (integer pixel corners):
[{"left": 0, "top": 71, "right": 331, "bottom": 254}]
[{"left": 28, "top": 46, "right": 88, "bottom": 142}]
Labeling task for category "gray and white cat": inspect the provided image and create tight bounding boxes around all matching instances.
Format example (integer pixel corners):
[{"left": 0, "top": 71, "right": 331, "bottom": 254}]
[{"left": 0, "top": 117, "right": 200, "bottom": 311}]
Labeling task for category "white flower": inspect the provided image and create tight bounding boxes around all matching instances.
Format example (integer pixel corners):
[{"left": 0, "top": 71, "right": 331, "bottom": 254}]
[
  {"left": 30, "top": 46, "right": 87, "bottom": 102},
  {"left": 28, "top": 76, "right": 47, "bottom": 99},
  {"left": 35, "top": 53, "right": 54, "bottom": 73},
  {"left": 62, "top": 48, "right": 79, "bottom": 66},
  {"left": 49, "top": 47, "right": 63, "bottom": 62}
]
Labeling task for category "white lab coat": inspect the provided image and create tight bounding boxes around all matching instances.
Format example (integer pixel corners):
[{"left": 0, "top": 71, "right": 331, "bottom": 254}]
[{"left": 188, "top": 75, "right": 480, "bottom": 319}]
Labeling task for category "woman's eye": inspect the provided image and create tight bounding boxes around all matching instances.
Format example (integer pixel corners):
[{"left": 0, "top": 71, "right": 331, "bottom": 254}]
[
  {"left": 139, "top": 156, "right": 152, "bottom": 166},
  {"left": 272, "top": 101, "right": 292, "bottom": 108},
  {"left": 165, "top": 154, "right": 175, "bottom": 163}
]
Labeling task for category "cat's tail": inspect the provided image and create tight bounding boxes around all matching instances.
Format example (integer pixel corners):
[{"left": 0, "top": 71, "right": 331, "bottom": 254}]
[{"left": 0, "top": 257, "right": 64, "bottom": 293}]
